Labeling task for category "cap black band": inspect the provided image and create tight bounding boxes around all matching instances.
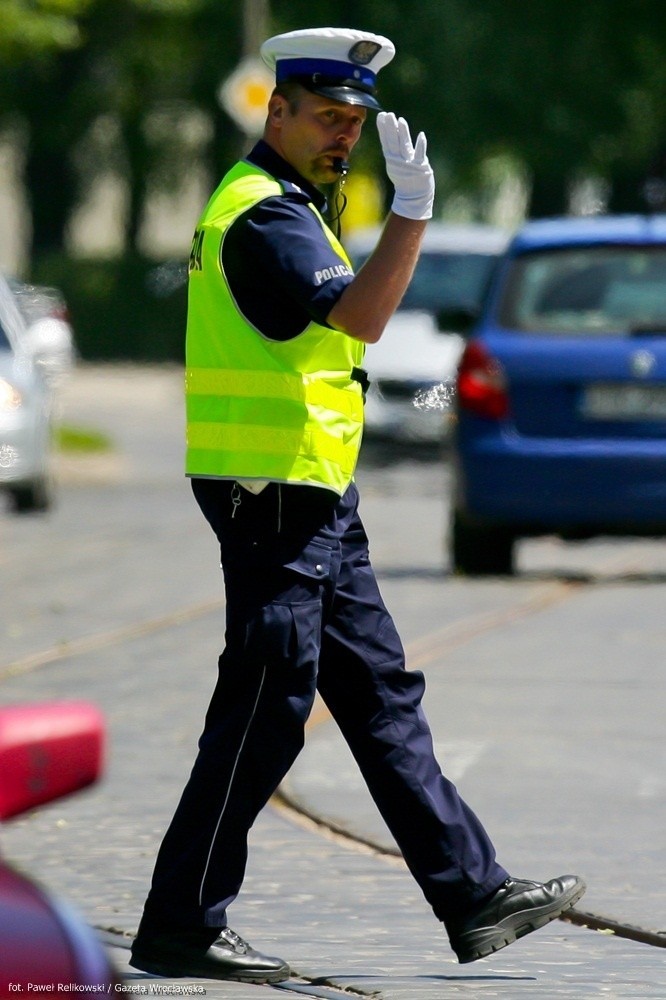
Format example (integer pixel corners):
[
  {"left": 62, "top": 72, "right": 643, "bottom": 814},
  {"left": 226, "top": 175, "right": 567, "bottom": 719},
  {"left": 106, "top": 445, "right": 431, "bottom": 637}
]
[{"left": 284, "top": 74, "right": 382, "bottom": 111}]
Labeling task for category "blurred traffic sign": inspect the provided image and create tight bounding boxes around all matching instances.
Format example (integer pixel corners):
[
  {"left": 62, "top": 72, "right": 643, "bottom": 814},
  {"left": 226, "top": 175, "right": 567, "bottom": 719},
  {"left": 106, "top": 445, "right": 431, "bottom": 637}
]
[{"left": 218, "top": 57, "right": 274, "bottom": 136}]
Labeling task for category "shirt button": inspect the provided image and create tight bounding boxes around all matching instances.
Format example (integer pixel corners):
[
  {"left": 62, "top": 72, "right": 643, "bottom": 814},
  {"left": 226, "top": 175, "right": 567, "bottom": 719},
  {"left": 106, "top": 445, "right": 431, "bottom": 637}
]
[{"left": 315, "top": 563, "right": 324, "bottom": 574}]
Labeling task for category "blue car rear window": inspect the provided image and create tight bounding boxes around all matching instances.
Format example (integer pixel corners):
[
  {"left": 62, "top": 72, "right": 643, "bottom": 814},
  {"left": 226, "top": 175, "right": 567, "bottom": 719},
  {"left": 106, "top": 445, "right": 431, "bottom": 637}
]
[{"left": 499, "top": 246, "right": 666, "bottom": 336}]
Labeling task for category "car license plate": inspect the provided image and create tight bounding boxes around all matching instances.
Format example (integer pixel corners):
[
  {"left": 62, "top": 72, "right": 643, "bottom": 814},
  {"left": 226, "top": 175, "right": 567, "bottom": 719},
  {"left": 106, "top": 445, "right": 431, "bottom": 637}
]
[{"left": 581, "top": 383, "right": 666, "bottom": 420}]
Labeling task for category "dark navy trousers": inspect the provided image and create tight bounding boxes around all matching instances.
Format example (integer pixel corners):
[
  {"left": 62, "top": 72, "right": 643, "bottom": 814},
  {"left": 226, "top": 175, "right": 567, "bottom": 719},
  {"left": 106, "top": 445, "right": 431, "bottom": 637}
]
[{"left": 141, "top": 479, "right": 508, "bottom": 934}]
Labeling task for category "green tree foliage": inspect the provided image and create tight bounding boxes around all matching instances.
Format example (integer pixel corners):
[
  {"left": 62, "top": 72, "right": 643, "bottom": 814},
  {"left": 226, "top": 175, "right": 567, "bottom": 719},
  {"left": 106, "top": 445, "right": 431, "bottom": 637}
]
[
  {"left": 1, "top": 0, "right": 248, "bottom": 259},
  {"left": 271, "top": 0, "right": 666, "bottom": 216},
  {"left": 0, "top": 0, "right": 88, "bottom": 61},
  {"left": 4, "top": 0, "right": 666, "bottom": 266},
  {"left": 426, "top": 0, "right": 666, "bottom": 214}
]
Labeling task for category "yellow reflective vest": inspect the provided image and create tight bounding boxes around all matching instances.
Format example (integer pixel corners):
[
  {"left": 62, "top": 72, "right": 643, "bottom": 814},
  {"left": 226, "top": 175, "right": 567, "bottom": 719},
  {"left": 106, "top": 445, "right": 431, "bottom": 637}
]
[{"left": 185, "top": 161, "right": 365, "bottom": 495}]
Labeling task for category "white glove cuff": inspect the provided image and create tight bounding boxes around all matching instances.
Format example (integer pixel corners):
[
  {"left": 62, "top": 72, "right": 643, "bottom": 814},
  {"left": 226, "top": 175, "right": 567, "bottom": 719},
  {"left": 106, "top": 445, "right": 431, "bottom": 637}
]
[{"left": 390, "top": 190, "right": 434, "bottom": 221}]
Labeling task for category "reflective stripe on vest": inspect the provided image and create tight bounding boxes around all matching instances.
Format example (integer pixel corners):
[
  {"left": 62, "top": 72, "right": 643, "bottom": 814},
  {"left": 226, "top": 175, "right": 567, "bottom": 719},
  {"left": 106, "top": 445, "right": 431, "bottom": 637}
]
[{"left": 185, "top": 162, "right": 364, "bottom": 495}]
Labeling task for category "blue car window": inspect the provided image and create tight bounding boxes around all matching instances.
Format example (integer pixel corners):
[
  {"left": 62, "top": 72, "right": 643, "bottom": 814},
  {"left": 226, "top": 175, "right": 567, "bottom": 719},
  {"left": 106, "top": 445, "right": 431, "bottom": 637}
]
[{"left": 500, "top": 247, "right": 666, "bottom": 335}]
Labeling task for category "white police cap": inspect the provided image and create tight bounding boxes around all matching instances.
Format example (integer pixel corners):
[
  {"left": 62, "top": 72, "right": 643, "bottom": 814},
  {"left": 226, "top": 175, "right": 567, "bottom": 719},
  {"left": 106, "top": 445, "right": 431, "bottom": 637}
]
[{"left": 260, "top": 27, "right": 395, "bottom": 111}]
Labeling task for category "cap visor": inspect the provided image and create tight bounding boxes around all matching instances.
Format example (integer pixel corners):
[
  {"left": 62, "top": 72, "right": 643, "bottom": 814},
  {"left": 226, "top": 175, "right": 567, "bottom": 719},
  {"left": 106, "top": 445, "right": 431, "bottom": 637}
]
[{"left": 309, "top": 83, "right": 382, "bottom": 111}]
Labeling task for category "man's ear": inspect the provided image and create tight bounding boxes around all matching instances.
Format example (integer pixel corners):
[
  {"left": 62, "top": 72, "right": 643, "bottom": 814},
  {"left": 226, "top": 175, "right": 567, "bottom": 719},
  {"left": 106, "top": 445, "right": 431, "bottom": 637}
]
[{"left": 267, "top": 94, "right": 286, "bottom": 127}]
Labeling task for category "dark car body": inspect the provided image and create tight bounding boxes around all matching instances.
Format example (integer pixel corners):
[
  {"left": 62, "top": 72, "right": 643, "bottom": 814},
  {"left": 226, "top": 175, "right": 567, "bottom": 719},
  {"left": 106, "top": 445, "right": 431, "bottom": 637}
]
[{"left": 450, "top": 214, "right": 666, "bottom": 574}]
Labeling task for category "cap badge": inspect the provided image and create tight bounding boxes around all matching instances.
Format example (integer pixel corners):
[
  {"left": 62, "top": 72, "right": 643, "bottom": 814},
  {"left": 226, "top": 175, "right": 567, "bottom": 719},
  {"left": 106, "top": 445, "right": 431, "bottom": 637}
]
[{"left": 348, "top": 40, "right": 381, "bottom": 65}]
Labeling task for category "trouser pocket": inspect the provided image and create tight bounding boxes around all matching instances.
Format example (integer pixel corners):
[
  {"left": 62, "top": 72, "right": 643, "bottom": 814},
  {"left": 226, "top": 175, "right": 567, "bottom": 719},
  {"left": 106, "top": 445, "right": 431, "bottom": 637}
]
[{"left": 243, "top": 598, "right": 322, "bottom": 676}]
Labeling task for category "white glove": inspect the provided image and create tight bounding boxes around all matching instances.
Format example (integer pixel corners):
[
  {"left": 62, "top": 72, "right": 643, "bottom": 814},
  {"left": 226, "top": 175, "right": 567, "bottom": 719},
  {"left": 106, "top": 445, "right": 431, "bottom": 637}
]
[{"left": 376, "top": 112, "right": 435, "bottom": 221}]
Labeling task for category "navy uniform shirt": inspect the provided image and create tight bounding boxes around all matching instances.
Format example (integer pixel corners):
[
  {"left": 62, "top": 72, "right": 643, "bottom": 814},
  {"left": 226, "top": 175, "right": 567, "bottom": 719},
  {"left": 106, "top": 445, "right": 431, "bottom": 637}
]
[{"left": 221, "top": 141, "right": 355, "bottom": 342}]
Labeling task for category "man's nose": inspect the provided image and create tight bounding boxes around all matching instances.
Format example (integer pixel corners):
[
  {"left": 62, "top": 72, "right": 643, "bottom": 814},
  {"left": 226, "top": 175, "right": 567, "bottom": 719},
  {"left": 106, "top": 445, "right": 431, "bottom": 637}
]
[{"left": 337, "top": 119, "right": 361, "bottom": 143}]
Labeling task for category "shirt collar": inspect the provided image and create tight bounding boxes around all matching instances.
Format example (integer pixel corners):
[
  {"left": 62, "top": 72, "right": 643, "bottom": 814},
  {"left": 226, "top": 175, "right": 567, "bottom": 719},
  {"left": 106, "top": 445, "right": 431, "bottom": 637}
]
[{"left": 246, "top": 140, "right": 327, "bottom": 212}]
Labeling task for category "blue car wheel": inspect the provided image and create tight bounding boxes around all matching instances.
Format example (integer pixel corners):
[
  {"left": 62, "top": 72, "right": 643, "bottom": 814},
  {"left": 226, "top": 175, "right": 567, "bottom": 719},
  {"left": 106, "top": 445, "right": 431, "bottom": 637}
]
[{"left": 450, "top": 507, "right": 515, "bottom": 576}]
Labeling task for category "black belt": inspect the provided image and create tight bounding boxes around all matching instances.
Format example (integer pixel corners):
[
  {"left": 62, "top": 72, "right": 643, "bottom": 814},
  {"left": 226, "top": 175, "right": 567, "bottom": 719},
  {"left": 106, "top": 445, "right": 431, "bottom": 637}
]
[{"left": 351, "top": 366, "right": 370, "bottom": 399}]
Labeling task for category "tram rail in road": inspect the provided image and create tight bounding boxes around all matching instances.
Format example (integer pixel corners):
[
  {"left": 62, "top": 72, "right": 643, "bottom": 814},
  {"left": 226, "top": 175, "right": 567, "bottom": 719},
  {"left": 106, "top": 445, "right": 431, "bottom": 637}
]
[{"left": 2, "top": 544, "right": 664, "bottom": 953}]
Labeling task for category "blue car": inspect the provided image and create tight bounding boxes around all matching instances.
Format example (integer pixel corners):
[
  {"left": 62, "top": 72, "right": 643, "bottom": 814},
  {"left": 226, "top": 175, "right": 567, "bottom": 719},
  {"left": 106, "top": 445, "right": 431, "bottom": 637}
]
[{"left": 449, "top": 214, "right": 666, "bottom": 575}]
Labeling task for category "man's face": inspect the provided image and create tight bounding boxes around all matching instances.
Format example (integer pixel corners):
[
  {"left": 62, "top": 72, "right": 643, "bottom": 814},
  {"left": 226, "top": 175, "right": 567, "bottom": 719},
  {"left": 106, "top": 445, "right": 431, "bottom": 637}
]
[{"left": 269, "top": 90, "right": 368, "bottom": 185}]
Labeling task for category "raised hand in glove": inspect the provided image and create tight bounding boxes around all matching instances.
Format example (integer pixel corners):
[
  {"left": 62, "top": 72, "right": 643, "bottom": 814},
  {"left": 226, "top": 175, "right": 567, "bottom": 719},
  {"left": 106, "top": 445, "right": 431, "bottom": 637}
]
[{"left": 376, "top": 112, "right": 435, "bottom": 221}]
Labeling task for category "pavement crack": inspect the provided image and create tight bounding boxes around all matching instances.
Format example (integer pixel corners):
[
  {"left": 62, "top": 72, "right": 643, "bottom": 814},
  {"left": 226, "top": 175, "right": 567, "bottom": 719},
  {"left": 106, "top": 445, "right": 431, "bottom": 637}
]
[
  {"left": 561, "top": 907, "right": 666, "bottom": 949},
  {"left": 272, "top": 792, "right": 666, "bottom": 953},
  {"left": 272, "top": 981, "right": 381, "bottom": 998},
  {"left": 0, "top": 597, "right": 225, "bottom": 681}
]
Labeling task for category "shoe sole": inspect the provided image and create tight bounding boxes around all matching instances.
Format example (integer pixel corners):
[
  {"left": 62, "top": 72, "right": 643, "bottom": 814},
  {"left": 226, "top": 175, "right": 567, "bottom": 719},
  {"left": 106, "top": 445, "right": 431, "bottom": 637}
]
[
  {"left": 453, "top": 878, "right": 587, "bottom": 964},
  {"left": 128, "top": 955, "right": 291, "bottom": 984}
]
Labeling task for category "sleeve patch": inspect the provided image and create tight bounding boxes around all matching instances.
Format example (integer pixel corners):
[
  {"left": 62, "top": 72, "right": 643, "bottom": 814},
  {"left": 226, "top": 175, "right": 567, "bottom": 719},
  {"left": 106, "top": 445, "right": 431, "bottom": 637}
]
[{"left": 314, "top": 263, "right": 354, "bottom": 286}]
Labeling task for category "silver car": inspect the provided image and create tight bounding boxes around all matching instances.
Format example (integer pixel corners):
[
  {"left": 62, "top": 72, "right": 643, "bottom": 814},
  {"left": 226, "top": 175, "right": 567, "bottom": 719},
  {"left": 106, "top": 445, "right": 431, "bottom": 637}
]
[
  {"left": 8, "top": 276, "right": 76, "bottom": 386},
  {"left": 0, "top": 273, "right": 53, "bottom": 512}
]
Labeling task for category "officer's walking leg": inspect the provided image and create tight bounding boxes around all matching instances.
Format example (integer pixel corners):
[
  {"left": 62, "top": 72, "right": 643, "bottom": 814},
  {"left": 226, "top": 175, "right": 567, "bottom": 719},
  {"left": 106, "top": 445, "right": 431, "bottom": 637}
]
[
  {"left": 140, "top": 481, "right": 332, "bottom": 930},
  {"left": 316, "top": 484, "right": 508, "bottom": 923}
]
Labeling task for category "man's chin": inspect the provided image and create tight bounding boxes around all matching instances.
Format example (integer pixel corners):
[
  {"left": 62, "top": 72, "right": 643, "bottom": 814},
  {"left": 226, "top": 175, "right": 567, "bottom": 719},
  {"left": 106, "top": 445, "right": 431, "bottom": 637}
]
[
  {"left": 316, "top": 169, "right": 342, "bottom": 186},
  {"left": 310, "top": 159, "right": 345, "bottom": 185}
]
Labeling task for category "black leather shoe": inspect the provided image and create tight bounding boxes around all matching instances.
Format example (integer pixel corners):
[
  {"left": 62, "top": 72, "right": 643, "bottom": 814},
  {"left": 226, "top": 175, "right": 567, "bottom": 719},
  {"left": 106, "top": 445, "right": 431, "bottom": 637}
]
[
  {"left": 129, "top": 926, "right": 290, "bottom": 983},
  {"left": 448, "top": 874, "right": 586, "bottom": 964}
]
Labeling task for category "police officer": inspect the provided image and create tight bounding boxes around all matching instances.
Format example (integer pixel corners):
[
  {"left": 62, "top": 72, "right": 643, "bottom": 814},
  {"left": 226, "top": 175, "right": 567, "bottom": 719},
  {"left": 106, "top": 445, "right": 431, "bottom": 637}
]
[{"left": 130, "top": 27, "right": 585, "bottom": 983}]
